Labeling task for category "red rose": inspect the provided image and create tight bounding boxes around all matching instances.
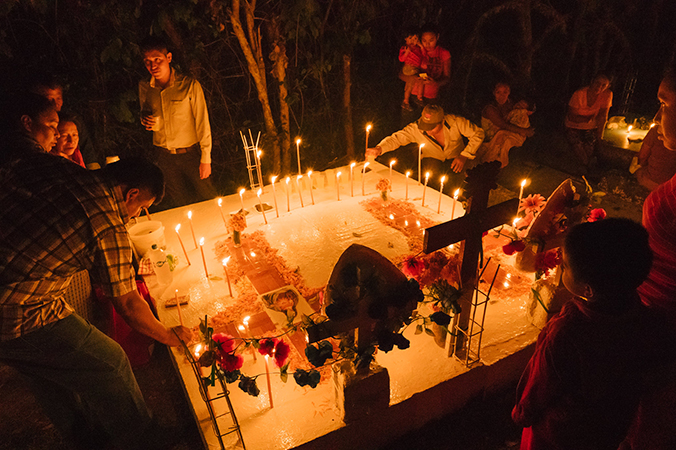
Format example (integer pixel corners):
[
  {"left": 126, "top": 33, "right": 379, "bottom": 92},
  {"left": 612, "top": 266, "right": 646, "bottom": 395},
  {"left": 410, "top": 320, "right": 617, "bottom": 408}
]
[
  {"left": 503, "top": 240, "right": 526, "bottom": 255},
  {"left": 535, "top": 249, "right": 561, "bottom": 274},
  {"left": 212, "top": 333, "right": 235, "bottom": 354},
  {"left": 258, "top": 338, "right": 277, "bottom": 357},
  {"left": 274, "top": 340, "right": 291, "bottom": 368},
  {"left": 219, "top": 352, "right": 244, "bottom": 372},
  {"left": 588, "top": 208, "right": 607, "bottom": 222},
  {"left": 402, "top": 256, "right": 424, "bottom": 279}
]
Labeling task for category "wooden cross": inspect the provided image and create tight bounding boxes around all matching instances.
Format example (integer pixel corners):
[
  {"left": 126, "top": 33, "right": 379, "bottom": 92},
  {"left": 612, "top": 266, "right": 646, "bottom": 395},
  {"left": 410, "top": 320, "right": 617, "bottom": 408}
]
[
  {"left": 422, "top": 161, "right": 518, "bottom": 356},
  {"left": 306, "top": 244, "right": 417, "bottom": 355}
]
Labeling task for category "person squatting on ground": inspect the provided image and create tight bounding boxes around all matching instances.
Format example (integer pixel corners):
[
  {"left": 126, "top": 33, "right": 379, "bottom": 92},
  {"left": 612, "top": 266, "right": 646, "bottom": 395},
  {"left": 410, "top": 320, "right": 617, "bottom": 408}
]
[
  {"left": 564, "top": 74, "right": 612, "bottom": 172},
  {"left": 139, "top": 36, "right": 217, "bottom": 209},
  {"left": 366, "top": 104, "right": 484, "bottom": 192}
]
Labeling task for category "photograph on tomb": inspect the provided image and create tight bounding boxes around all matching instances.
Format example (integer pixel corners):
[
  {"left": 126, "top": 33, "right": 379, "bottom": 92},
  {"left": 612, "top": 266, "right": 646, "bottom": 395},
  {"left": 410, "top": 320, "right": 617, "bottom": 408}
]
[{"left": 260, "top": 285, "right": 315, "bottom": 328}]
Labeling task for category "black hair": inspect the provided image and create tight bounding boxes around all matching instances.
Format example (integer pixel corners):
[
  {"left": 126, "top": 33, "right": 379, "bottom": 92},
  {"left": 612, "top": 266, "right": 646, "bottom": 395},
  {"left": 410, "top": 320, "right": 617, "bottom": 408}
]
[
  {"left": 57, "top": 113, "right": 78, "bottom": 127},
  {"left": 101, "top": 157, "right": 165, "bottom": 203},
  {"left": 27, "top": 72, "right": 63, "bottom": 93},
  {"left": 140, "top": 36, "right": 170, "bottom": 55},
  {"left": 402, "top": 26, "right": 420, "bottom": 39},
  {"left": 564, "top": 218, "right": 652, "bottom": 297},
  {"left": 0, "top": 92, "right": 56, "bottom": 135},
  {"left": 419, "top": 24, "right": 439, "bottom": 37}
]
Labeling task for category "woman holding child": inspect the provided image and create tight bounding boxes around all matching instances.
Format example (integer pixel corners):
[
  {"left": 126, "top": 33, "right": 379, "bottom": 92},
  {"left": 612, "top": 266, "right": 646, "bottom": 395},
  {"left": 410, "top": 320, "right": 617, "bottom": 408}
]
[
  {"left": 479, "top": 82, "right": 535, "bottom": 167},
  {"left": 398, "top": 26, "right": 450, "bottom": 108}
]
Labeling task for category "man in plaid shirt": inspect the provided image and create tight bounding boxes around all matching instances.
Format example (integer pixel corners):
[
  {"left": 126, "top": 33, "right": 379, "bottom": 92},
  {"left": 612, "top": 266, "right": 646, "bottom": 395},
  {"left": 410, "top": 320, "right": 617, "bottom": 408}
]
[{"left": 0, "top": 94, "right": 191, "bottom": 449}]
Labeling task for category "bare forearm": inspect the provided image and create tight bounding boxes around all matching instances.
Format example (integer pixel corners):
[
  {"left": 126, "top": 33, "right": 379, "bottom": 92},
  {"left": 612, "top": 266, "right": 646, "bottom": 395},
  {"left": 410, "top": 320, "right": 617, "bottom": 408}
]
[{"left": 111, "top": 291, "right": 176, "bottom": 345}]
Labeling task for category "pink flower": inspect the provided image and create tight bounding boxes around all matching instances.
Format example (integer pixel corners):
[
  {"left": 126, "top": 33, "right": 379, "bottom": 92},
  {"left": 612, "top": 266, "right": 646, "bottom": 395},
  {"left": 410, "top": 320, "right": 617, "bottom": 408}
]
[
  {"left": 212, "top": 333, "right": 235, "bottom": 354},
  {"left": 375, "top": 178, "right": 391, "bottom": 192},
  {"left": 402, "top": 256, "right": 424, "bottom": 279},
  {"left": 258, "top": 338, "right": 277, "bottom": 357},
  {"left": 274, "top": 340, "right": 291, "bottom": 368},
  {"left": 219, "top": 352, "right": 244, "bottom": 372},
  {"left": 519, "top": 194, "right": 546, "bottom": 215},
  {"left": 502, "top": 240, "right": 526, "bottom": 256},
  {"left": 588, "top": 208, "right": 607, "bottom": 222}
]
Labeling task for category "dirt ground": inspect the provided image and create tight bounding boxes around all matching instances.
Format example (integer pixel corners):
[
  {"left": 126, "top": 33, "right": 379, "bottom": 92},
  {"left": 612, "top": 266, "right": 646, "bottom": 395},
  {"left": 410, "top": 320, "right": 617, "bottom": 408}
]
[{"left": 0, "top": 129, "right": 647, "bottom": 450}]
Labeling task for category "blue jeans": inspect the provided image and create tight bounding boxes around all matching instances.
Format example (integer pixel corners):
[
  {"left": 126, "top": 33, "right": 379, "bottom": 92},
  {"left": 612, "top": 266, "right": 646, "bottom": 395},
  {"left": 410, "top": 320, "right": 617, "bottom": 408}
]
[{"left": 0, "top": 314, "right": 152, "bottom": 448}]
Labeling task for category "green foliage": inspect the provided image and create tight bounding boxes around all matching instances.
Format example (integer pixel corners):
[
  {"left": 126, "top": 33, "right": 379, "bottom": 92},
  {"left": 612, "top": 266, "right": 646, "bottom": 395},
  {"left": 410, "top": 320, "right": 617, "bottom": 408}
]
[
  {"left": 238, "top": 375, "right": 260, "bottom": 397},
  {"left": 293, "top": 369, "right": 321, "bottom": 388}
]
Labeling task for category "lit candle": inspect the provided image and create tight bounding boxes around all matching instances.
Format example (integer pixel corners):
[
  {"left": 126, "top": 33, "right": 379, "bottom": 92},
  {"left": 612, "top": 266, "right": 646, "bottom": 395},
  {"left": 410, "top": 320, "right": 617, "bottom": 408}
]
[
  {"left": 143, "top": 207, "right": 152, "bottom": 221},
  {"left": 242, "top": 316, "right": 256, "bottom": 361},
  {"left": 270, "top": 176, "right": 279, "bottom": 218},
  {"left": 418, "top": 144, "right": 425, "bottom": 183},
  {"left": 650, "top": 122, "right": 656, "bottom": 128},
  {"left": 296, "top": 175, "right": 304, "bottom": 208},
  {"left": 518, "top": 179, "right": 527, "bottom": 215},
  {"left": 175, "top": 289, "right": 184, "bottom": 326},
  {"left": 405, "top": 171, "right": 411, "bottom": 200},
  {"left": 174, "top": 224, "right": 191, "bottom": 266},
  {"left": 451, "top": 189, "right": 460, "bottom": 219},
  {"left": 307, "top": 171, "right": 315, "bottom": 205},
  {"left": 222, "top": 258, "right": 233, "bottom": 297},
  {"left": 296, "top": 138, "right": 302, "bottom": 175},
  {"left": 217, "top": 198, "right": 228, "bottom": 229},
  {"left": 422, "top": 172, "right": 430, "bottom": 207},
  {"left": 350, "top": 162, "right": 356, "bottom": 197},
  {"left": 336, "top": 171, "right": 341, "bottom": 201},
  {"left": 264, "top": 355, "right": 274, "bottom": 408},
  {"left": 513, "top": 217, "right": 519, "bottom": 228},
  {"left": 627, "top": 125, "right": 633, "bottom": 134},
  {"left": 199, "top": 238, "right": 209, "bottom": 279},
  {"left": 285, "top": 177, "right": 291, "bottom": 212},
  {"left": 389, "top": 159, "right": 396, "bottom": 184},
  {"left": 437, "top": 175, "right": 446, "bottom": 214},
  {"left": 257, "top": 188, "right": 268, "bottom": 224},
  {"left": 365, "top": 124, "right": 372, "bottom": 156},
  {"left": 238, "top": 188, "right": 246, "bottom": 213},
  {"left": 187, "top": 211, "right": 197, "bottom": 248},
  {"left": 362, "top": 162, "right": 370, "bottom": 196}
]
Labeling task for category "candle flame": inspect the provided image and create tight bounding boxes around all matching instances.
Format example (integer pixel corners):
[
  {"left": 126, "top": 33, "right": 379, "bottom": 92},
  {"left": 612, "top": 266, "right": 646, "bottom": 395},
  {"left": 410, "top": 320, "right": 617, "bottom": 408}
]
[
  {"left": 389, "top": 214, "right": 394, "bottom": 220},
  {"left": 296, "top": 138, "right": 301, "bottom": 145},
  {"left": 390, "top": 159, "right": 396, "bottom": 167},
  {"left": 307, "top": 170, "right": 313, "bottom": 177},
  {"left": 513, "top": 218, "right": 519, "bottom": 227},
  {"left": 271, "top": 175, "right": 278, "bottom": 183},
  {"left": 503, "top": 282, "right": 510, "bottom": 288},
  {"left": 521, "top": 179, "right": 527, "bottom": 187},
  {"left": 364, "top": 162, "right": 370, "bottom": 168},
  {"left": 187, "top": 211, "right": 192, "bottom": 219},
  {"left": 419, "top": 143, "right": 425, "bottom": 149},
  {"left": 405, "top": 220, "right": 409, "bottom": 226},
  {"left": 250, "top": 251, "right": 256, "bottom": 257},
  {"left": 350, "top": 162, "right": 356, "bottom": 168},
  {"left": 650, "top": 122, "right": 656, "bottom": 128},
  {"left": 453, "top": 189, "right": 460, "bottom": 199},
  {"left": 222, "top": 257, "right": 230, "bottom": 265},
  {"left": 243, "top": 315, "right": 250, "bottom": 324},
  {"left": 337, "top": 171, "right": 341, "bottom": 178},
  {"left": 175, "top": 224, "right": 181, "bottom": 232},
  {"left": 425, "top": 172, "right": 430, "bottom": 180},
  {"left": 297, "top": 174, "right": 303, "bottom": 180},
  {"left": 448, "top": 244, "right": 454, "bottom": 249},
  {"left": 195, "top": 343, "right": 202, "bottom": 357},
  {"left": 406, "top": 171, "right": 411, "bottom": 177},
  {"left": 199, "top": 237, "right": 205, "bottom": 246},
  {"left": 440, "top": 175, "right": 446, "bottom": 183},
  {"left": 366, "top": 124, "right": 372, "bottom": 132},
  {"left": 257, "top": 188, "right": 262, "bottom": 196},
  {"left": 257, "top": 150, "right": 262, "bottom": 158},
  {"left": 416, "top": 220, "right": 421, "bottom": 227},
  {"left": 218, "top": 198, "right": 222, "bottom": 206},
  {"left": 238, "top": 325, "right": 245, "bottom": 331},
  {"left": 506, "top": 273, "right": 512, "bottom": 279},
  {"left": 285, "top": 177, "right": 290, "bottom": 184},
  {"left": 628, "top": 125, "right": 633, "bottom": 132},
  {"left": 239, "top": 188, "right": 245, "bottom": 196}
]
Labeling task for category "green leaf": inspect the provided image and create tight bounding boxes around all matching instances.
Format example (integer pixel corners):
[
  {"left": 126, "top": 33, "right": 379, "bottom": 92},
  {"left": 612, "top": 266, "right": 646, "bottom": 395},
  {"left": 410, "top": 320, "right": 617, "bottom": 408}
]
[
  {"left": 415, "top": 324, "right": 423, "bottom": 335},
  {"left": 280, "top": 363, "right": 289, "bottom": 383},
  {"left": 424, "top": 328, "right": 436, "bottom": 337}
]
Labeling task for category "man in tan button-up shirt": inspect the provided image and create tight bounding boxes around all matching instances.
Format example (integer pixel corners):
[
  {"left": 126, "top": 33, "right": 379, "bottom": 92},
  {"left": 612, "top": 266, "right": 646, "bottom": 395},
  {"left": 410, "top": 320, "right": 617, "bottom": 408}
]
[
  {"left": 139, "top": 37, "right": 216, "bottom": 209},
  {"left": 367, "top": 105, "right": 485, "bottom": 191}
]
